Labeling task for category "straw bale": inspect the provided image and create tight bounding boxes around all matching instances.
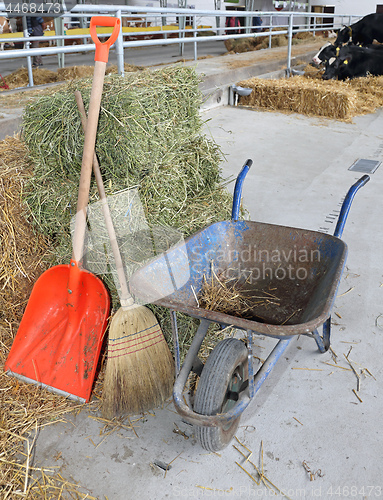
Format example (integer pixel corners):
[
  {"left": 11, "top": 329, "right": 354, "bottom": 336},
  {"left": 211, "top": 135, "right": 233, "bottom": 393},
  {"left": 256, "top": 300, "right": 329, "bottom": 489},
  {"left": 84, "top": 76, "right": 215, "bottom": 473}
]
[
  {"left": 22, "top": 66, "right": 230, "bottom": 245},
  {"left": 2, "top": 64, "right": 144, "bottom": 91},
  {"left": 237, "top": 76, "right": 359, "bottom": 120},
  {"left": 294, "top": 31, "right": 315, "bottom": 41},
  {"left": 4, "top": 67, "right": 58, "bottom": 88},
  {"left": 106, "top": 62, "right": 144, "bottom": 74},
  {"left": 21, "top": 65, "right": 232, "bottom": 343},
  {"left": 302, "top": 63, "right": 324, "bottom": 80},
  {"left": 0, "top": 137, "right": 91, "bottom": 499},
  {"left": 0, "top": 137, "right": 51, "bottom": 327},
  {"left": 57, "top": 63, "right": 144, "bottom": 81},
  {"left": 224, "top": 37, "right": 260, "bottom": 53},
  {"left": 271, "top": 34, "right": 288, "bottom": 47},
  {"left": 57, "top": 64, "right": 95, "bottom": 80}
]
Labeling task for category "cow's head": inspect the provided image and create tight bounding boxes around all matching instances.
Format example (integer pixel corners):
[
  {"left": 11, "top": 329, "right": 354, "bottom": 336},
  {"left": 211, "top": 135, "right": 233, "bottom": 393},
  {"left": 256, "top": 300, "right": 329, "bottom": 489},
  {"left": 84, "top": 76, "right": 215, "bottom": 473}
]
[
  {"left": 322, "top": 53, "right": 340, "bottom": 80},
  {"left": 334, "top": 25, "right": 352, "bottom": 47}
]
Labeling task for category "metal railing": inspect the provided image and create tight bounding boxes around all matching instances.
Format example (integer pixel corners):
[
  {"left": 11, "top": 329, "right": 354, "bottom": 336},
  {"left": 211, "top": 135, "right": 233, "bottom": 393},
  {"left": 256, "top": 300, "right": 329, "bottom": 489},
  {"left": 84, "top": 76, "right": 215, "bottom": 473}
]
[{"left": 0, "top": 5, "right": 361, "bottom": 88}]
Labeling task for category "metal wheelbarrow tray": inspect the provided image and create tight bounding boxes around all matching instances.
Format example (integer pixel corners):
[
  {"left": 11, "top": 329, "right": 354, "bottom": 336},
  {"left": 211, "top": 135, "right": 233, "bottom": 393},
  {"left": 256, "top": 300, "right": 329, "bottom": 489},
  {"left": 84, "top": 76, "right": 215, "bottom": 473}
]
[{"left": 130, "top": 160, "right": 370, "bottom": 451}]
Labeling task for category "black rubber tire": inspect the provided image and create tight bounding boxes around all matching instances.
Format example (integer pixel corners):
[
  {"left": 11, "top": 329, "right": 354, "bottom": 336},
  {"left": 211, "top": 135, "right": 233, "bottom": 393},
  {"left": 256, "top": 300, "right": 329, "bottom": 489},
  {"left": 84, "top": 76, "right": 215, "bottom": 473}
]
[{"left": 193, "top": 338, "right": 248, "bottom": 452}]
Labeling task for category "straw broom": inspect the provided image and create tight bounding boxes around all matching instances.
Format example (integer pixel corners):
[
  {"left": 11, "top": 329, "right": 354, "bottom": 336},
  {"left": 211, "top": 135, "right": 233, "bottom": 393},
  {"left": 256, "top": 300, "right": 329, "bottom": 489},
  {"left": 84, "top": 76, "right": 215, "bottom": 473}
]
[{"left": 75, "top": 91, "right": 174, "bottom": 417}]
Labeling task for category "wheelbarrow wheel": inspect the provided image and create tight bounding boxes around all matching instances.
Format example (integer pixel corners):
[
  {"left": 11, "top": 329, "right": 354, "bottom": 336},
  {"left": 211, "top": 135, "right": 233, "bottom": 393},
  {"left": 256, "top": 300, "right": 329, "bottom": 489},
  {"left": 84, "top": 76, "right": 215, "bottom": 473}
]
[{"left": 193, "top": 338, "right": 248, "bottom": 452}]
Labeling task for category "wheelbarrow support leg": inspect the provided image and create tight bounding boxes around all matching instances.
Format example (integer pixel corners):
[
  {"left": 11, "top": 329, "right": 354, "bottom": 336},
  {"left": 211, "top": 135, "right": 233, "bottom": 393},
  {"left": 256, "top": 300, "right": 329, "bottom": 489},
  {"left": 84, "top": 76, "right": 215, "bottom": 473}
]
[
  {"left": 252, "top": 336, "right": 294, "bottom": 396},
  {"left": 170, "top": 310, "right": 181, "bottom": 376},
  {"left": 173, "top": 319, "right": 210, "bottom": 410},
  {"left": 311, "top": 317, "right": 331, "bottom": 353}
]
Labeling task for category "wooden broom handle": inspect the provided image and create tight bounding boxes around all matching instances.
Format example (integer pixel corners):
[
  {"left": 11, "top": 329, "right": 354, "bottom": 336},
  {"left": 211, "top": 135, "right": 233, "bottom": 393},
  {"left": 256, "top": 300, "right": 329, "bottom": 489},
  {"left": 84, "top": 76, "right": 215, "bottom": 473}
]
[
  {"left": 72, "top": 16, "right": 120, "bottom": 264},
  {"left": 74, "top": 91, "right": 134, "bottom": 308}
]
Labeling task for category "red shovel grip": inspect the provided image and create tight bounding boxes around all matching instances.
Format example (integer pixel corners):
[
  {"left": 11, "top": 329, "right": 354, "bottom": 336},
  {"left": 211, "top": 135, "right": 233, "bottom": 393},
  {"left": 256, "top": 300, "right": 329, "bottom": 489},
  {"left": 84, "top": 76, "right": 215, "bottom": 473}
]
[{"left": 90, "top": 16, "right": 121, "bottom": 63}]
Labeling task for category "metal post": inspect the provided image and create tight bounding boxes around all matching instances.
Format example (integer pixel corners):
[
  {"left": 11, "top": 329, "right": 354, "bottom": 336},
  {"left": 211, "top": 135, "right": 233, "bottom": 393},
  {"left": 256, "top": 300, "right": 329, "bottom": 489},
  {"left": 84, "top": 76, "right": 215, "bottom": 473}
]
[
  {"left": 54, "top": 17, "right": 65, "bottom": 69},
  {"left": 79, "top": 0, "right": 88, "bottom": 46},
  {"left": 178, "top": 0, "right": 187, "bottom": 56},
  {"left": 193, "top": 13, "right": 197, "bottom": 60},
  {"left": 214, "top": 0, "right": 221, "bottom": 34},
  {"left": 287, "top": 12, "right": 293, "bottom": 77},
  {"left": 245, "top": 0, "right": 255, "bottom": 34},
  {"left": 22, "top": 16, "right": 34, "bottom": 87},
  {"left": 115, "top": 9, "right": 124, "bottom": 76},
  {"left": 160, "top": 0, "right": 167, "bottom": 27},
  {"left": 269, "top": 15, "right": 272, "bottom": 49}
]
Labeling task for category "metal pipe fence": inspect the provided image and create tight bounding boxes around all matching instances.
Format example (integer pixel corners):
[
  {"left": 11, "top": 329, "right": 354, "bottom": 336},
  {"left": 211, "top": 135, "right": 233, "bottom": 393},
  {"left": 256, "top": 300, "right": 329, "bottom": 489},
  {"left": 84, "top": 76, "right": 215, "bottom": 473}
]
[{"left": 0, "top": 5, "right": 361, "bottom": 87}]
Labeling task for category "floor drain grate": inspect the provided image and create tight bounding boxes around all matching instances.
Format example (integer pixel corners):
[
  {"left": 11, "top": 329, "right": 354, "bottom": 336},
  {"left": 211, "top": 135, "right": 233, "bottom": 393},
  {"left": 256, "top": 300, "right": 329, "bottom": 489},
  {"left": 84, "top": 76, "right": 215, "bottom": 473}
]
[{"left": 349, "top": 158, "right": 381, "bottom": 174}]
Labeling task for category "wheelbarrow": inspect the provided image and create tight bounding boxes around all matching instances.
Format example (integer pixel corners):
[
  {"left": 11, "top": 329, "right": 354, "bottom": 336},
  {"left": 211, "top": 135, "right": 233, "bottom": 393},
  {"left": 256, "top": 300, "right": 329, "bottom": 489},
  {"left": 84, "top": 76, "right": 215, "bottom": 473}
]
[{"left": 129, "top": 160, "right": 369, "bottom": 451}]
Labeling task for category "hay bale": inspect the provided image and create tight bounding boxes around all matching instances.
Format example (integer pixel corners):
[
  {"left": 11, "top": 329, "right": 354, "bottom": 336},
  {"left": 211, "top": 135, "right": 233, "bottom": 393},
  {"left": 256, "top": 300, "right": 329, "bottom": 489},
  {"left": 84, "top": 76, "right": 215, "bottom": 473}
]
[
  {"left": 0, "top": 137, "right": 50, "bottom": 329},
  {"left": 271, "top": 34, "right": 288, "bottom": 47},
  {"left": 2, "top": 64, "right": 145, "bottom": 90},
  {"left": 57, "top": 65, "right": 95, "bottom": 80},
  {"left": 237, "top": 76, "right": 358, "bottom": 120},
  {"left": 106, "top": 62, "right": 144, "bottom": 74},
  {"left": 302, "top": 63, "right": 324, "bottom": 79},
  {"left": 294, "top": 31, "right": 315, "bottom": 41},
  {"left": 22, "top": 65, "right": 232, "bottom": 308},
  {"left": 4, "top": 67, "right": 58, "bottom": 88},
  {"left": 224, "top": 37, "right": 260, "bottom": 53}
]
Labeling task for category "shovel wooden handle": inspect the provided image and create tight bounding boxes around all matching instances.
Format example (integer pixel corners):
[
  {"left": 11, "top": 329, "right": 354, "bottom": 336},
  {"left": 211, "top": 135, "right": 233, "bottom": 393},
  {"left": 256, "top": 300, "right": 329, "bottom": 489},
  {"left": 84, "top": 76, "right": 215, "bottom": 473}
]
[
  {"left": 72, "top": 16, "right": 121, "bottom": 263},
  {"left": 74, "top": 91, "right": 134, "bottom": 308}
]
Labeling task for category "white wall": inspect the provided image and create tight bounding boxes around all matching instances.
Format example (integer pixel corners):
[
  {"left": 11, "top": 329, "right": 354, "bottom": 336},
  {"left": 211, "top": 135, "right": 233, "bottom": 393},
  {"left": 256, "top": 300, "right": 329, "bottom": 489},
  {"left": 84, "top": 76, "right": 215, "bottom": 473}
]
[
  {"left": 126, "top": 0, "right": 226, "bottom": 28},
  {"left": 319, "top": 0, "right": 376, "bottom": 17}
]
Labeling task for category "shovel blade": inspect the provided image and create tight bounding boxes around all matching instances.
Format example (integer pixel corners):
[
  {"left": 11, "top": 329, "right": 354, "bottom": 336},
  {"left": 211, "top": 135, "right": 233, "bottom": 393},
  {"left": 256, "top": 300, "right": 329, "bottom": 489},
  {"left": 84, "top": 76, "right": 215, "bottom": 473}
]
[{"left": 4, "top": 264, "right": 110, "bottom": 402}]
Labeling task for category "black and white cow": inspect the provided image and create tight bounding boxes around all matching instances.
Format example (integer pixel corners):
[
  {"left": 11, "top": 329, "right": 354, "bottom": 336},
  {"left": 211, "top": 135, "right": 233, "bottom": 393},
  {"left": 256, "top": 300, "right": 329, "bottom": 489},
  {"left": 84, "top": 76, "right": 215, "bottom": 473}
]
[
  {"left": 335, "top": 13, "right": 383, "bottom": 47},
  {"left": 322, "top": 44, "right": 383, "bottom": 80},
  {"left": 312, "top": 42, "right": 338, "bottom": 66},
  {"left": 314, "top": 40, "right": 383, "bottom": 67}
]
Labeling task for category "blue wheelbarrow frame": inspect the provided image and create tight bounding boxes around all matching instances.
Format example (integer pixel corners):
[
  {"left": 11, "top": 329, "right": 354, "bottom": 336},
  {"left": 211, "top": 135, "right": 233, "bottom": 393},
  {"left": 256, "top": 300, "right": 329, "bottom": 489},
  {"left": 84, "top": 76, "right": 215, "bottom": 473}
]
[{"left": 130, "top": 160, "right": 369, "bottom": 432}]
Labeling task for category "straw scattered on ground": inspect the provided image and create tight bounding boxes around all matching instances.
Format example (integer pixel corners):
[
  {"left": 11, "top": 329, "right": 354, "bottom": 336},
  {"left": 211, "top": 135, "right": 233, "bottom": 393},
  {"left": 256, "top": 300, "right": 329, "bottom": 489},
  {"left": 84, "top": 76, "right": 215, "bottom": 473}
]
[{"left": 237, "top": 73, "right": 383, "bottom": 120}]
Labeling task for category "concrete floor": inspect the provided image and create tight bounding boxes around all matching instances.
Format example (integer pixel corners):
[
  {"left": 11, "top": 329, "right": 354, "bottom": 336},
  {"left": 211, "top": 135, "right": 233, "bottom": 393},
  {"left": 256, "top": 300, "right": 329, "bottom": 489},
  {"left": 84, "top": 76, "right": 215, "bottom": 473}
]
[
  {"left": 2, "top": 40, "right": 382, "bottom": 499},
  {"left": 30, "top": 105, "right": 383, "bottom": 499}
]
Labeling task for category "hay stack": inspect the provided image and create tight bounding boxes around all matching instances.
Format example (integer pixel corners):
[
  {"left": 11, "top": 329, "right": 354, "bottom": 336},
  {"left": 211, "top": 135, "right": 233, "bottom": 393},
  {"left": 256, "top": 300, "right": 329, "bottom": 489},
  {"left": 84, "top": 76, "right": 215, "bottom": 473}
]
[
  {"left": 2, "top": 64, "right": 144, "bottom": 90},
  {"left": 0, "top": 137, "right": 50, "bottom": 328},
  {"left": 22, "top": 66, "right": 229, "bottom": 243},
  {"left": 225, "top": 33, "right": 288, "bottom": 53},
  {"left": 294, "top": 31, "right": 315, "bottom": 41},
  {"left": 224, "top": 37, "right": 260, "bottom": 53},
  {"left": 21, "top": 65, "right": 232, "bottom": 354},
  {"left": 57, "top": 65, "right": 95, "bottom": 80},
  {"left": 57, "top": 63, "right": 144, "bottom": 81},
  {"left": 237, "top": 73, "right": 383, "bottom": 120},
  {"left": 237, "top": 76, "right": 359, "bottom": 120},
  {"left": 0, "top": 137, "right": 90, "bottom": 498},
  {"left": 348, "top": 75, "right": 383, "bottom": 113},
  {"left": 4, "top": 67, "right": 58, "bottom": 88}
]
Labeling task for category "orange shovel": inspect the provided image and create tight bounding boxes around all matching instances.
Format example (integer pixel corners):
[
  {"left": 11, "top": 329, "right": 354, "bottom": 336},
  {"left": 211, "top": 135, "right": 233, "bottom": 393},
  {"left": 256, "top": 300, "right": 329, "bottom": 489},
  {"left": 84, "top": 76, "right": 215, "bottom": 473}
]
[{"left": 4, "top": 16, "right": 121, "bottom": 402}]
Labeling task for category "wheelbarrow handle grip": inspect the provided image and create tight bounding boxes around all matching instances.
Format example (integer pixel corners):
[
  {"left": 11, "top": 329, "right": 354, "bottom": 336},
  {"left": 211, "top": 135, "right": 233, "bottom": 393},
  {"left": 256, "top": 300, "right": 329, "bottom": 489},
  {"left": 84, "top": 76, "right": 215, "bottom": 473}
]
[
  {"left": 90, "top": 16, "right": 121, "bottom": 63},
  {"left": 334, "top": 174, "right": 370, "bottom": 239},
  {"left": 231, "top": 158, "right": 253, "bottom": 221}
]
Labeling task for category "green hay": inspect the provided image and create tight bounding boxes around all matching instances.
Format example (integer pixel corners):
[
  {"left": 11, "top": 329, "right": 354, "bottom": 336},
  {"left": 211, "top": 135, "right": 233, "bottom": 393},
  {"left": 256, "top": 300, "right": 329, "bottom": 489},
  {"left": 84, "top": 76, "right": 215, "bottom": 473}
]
[{"left": 21, "top": 65, "right": 234, "bottom": 357}]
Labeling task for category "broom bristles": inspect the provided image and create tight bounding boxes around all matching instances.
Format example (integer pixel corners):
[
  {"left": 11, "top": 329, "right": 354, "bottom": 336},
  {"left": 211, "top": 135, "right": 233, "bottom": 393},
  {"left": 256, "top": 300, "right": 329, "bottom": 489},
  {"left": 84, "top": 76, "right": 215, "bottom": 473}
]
[{"left": 102, "top": 305, "right": 175, "bottom": 417}]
